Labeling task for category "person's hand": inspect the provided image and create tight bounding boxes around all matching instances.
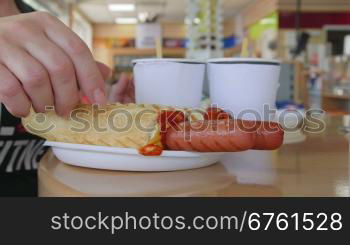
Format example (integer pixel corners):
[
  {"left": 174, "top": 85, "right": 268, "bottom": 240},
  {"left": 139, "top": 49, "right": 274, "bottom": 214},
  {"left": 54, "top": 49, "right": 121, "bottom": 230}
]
[
  {"left": 0, "top": 11, "right": 110, "bottom": 117},
  {"left": 108, "top": 73, "right": 135, "bottom": 103}
]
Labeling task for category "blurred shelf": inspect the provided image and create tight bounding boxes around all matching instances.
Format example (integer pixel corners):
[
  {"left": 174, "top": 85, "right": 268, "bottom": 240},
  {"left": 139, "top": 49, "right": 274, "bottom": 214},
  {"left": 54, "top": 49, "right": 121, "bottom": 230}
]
[
  {"left": 322, "top": 92, "right": 350, "bottom": 113},
  {"left": 224, "top": 45, "right": 242, "bottom": 57},
  {"left": 110, "top": 47, "right": 186, "bottom": 57},
  {"left": 322, "top": 93, "right": 350, "bottom": 100}
]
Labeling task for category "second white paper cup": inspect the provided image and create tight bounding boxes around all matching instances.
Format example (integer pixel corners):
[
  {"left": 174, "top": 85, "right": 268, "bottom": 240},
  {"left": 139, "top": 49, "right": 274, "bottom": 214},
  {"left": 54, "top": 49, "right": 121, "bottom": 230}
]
[
  {"left": 133, "top": 59, "right": 205, "bottom": 108},
  {"left": 207, "top": 58, "right": 281, "bottom": 121}
]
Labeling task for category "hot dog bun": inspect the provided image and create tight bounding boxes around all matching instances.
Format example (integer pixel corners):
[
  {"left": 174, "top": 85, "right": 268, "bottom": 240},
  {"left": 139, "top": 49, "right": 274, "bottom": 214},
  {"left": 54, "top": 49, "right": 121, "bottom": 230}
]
[{"left": 22, "top": 103, "right": 162, "bottom": 148}]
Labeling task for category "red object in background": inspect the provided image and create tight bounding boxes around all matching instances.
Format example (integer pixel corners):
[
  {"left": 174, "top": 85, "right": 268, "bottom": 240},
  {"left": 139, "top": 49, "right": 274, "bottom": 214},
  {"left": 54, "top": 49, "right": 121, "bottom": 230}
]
[
  {"left": 279, "top": 12, "right": 350, "bottom": 29},
  {"left": 163, "top": 39, "right": 185, "bottom": 48}
]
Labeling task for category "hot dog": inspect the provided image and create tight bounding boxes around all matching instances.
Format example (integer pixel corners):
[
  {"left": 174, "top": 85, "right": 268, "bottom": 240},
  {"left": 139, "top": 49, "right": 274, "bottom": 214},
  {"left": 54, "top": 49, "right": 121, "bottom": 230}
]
[
  {"left": 22, "top": 104, "right": 284, "bottom": 155},
  {"left": 165, "top": 119, "right": 256, "bottom": 152},
  {"left": 165, "top": 119, "right": 284, "bottom": 152},
  {"left": 250, "top": 121, "right": 284, "bottom": 150}
]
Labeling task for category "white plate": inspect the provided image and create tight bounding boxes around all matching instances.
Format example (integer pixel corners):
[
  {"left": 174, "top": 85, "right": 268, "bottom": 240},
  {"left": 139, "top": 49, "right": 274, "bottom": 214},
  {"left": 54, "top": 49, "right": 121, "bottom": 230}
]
[{"left": 44, "top": 141, "right": 225, "bottom": 172}]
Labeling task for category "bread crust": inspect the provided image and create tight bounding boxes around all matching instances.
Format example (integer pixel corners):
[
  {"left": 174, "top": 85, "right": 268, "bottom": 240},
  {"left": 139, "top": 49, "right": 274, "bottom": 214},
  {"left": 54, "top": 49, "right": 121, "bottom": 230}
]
[{"left": 22, "top": 103, "right": 164, "bottom": 148}]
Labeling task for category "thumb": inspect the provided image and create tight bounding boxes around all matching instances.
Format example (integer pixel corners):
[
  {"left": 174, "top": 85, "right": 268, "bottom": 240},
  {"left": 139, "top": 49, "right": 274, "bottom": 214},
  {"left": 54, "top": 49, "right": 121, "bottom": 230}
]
[{"left": 96, "top": 61, "right": 111, "bottom": 81}]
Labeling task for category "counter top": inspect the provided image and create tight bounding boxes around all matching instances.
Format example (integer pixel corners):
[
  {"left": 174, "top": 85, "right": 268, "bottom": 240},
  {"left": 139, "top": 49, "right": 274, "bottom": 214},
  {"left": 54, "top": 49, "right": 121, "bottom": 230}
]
[{"left": 38, "top": 116, "right": 350, "bottom": 197}]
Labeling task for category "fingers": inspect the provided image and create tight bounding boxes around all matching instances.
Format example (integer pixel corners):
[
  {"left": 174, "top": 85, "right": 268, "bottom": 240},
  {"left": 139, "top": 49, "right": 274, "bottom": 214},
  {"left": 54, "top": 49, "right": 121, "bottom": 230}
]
[
  {"left": 79, "top": 62, "right": 110, "bottom": 102},
  {"left": 125, "top": 77, "right": 135, "bottom": 103},
  {"left": 109, "top": 73, "right": 130, "bottom": 103},
  {"left": 115, "top": 73, "right": 130, "bottom": 95},
  {"left": 0, "top": 41, "right": 54, "bottom": 113},
  {"left": 39, "top": 12, "right": 107, "bottom": 104},
  {"left": 108, "top": 73, "right": 135, "bottom": 103},
  {"left": 0, "top": 12, "right": 109, "bottom": 118},
  {"left": 22, "top": 34, "right": 79, "bottom": 116},
  {"left": 0, "top": 64, "right": 31, "bottom": 117},
  {"left": 96, "top": 61, "right": 111, "bottom": 81},
  {"left": 123, "top": 96, "right": 135, "bottom": 104},
  {"left": 128, "top": 77, "right": 135, "bottom": 100}
]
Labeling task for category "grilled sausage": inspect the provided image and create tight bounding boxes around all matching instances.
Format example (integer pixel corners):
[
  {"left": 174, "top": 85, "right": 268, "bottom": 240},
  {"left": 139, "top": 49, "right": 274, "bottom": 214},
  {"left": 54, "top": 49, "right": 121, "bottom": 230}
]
[
  {"left": 165, "top": 119, "right": 284, "bottom": 152},
  {"left": 165, "top": 119, "right": 256, "bottom": 152},
  {"left": 250, "top": 121, "right": 284, "bottom": 150}
]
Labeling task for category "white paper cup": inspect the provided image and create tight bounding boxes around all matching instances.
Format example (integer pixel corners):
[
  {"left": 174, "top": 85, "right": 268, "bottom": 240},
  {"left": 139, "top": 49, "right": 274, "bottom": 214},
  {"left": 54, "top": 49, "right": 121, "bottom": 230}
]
[
  {"left": 207, "top": 58, "right": 281, "bottom": 121},
  {"left": 133, "top": 59, "right": 205, "bottom": 107}
]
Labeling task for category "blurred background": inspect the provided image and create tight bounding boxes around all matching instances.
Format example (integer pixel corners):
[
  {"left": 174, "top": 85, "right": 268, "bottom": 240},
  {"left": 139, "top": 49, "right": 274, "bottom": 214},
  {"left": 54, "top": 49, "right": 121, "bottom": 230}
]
[{"left": 23, "top": 0, "right": 350, "bottom": 114}]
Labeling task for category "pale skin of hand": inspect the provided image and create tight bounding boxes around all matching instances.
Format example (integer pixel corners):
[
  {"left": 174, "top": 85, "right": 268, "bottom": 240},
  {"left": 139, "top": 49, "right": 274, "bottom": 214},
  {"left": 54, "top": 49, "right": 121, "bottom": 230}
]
[
  {"left": 108, "top": 73, "right": 135, "bottom": 104},
  {"left": 0, "top": 1, "right": 111, "bottom": 117}
]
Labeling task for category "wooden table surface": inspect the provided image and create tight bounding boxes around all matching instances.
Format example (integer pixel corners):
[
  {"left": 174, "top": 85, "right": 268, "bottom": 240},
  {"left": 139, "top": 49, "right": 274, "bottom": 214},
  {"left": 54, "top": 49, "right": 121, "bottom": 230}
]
[{"left": 38, "top": 116, "right": 350, "bottom": 197}]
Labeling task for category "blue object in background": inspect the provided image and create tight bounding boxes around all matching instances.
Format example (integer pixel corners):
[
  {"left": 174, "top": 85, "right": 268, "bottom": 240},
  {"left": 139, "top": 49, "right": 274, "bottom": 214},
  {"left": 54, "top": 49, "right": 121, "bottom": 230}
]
[
  {"left": 183, "top": 39, "right": 189, "bottom": 48},
  {"left": 183, "top": 36, "right": 236, "bottom": 49},
  {"left": 276, "top": 100, "right": 304, "bottom": 110},
  {"left": 223, "top": 36, "right": 236, "bottom": 49}
]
